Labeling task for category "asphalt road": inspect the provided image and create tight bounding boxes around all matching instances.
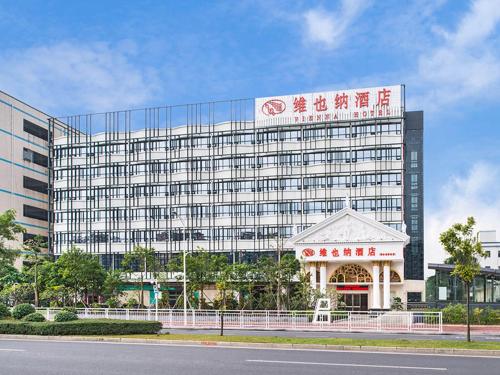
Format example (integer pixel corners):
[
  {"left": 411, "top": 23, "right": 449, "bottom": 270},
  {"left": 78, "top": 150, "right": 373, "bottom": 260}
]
[
  {"left": 0, "top": 338, "right": 499, "bottom": 375},
  {"left": 165, "top": 328, "right": 500, "bottom": 342}
]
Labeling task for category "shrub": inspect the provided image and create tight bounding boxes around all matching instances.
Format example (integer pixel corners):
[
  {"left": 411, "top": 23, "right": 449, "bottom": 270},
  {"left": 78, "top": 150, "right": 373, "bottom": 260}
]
[
  {"left": 106, "top": 297, "right": 120, "bottom": 308},
  {"left": 125, "top": 298, "right": 138, "bottom": 308},
  {"left": 0, "top": 319, "right": 162, "bottom": 335},
  {"left": 61, "top": 307, "right": 78, "bottom": 314},
  {"left": 54, "top": 310, "right": 78, "bottom": 322},
  {"left": 12, "top": 304, "right": 36, "bottom": 320},
  {"left": 442, "top": 304, "right": 466, "bottom": 324},
  {"left": 23, "top": 312, "right": 46, "bottom": 322},
  {"left": 0, "top": 303, "right": 10, "bottom": 319}
]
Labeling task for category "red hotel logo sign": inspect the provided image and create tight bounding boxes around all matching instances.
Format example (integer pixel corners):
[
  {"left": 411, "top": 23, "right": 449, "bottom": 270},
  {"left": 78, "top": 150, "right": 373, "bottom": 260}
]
[
  {"left": 302, "top": 248, "right": 315, "bottom": 257},
  {"left": 261, "top": 99, "right": 286, "bottom": 116},
  {"left": 255, "top": 85, "right": 402, "bottom": 126}
]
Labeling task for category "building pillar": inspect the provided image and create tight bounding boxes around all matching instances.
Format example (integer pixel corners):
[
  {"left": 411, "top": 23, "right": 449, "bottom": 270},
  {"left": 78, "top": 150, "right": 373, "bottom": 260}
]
[
  {"left": 383, "top": 261, "right": 391, "bottom": 309},
  {"left": 319, "top": 263, "right": 327, "bottom": 295},
  {"left": 309, "top": 263, "right": 317, "bottom": 289},
  {"left": 372, "top": 262, "right": 381, "bottom": 309}
]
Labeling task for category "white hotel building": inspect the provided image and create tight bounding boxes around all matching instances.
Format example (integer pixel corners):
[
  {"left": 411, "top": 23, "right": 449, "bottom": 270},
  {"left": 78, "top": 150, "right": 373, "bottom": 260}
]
[{"left": 50, "top": 84, "right": 424, "bottom": 309}]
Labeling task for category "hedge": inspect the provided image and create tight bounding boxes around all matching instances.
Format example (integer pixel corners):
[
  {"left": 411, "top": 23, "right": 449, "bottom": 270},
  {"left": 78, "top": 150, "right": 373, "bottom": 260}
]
[
  {"left": 23, "top": 312, "right": 46, "bottom": 322},
  {"left": 0, "top": 319, "right": 162, "bottom": 335}
]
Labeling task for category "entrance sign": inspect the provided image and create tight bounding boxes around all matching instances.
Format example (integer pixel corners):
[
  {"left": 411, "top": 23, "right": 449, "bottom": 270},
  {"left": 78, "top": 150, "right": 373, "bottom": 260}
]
[{"left": 255, "top": 85, "right": 403, "bottom": 126}]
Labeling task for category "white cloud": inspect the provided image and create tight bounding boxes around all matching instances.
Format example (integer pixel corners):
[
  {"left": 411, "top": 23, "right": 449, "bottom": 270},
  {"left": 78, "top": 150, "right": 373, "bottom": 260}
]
[
  {"left": 0, "top": 41, "right": 159, "bottom": 115},
  {"left": 413, "top": 0, "right": 500, "bottom": 109},
  {"left": 303, "top": 0, "right": 369, "bottom": 49},
  {"left": 425, "top": 162, "right": 500, "bottom": 277}
]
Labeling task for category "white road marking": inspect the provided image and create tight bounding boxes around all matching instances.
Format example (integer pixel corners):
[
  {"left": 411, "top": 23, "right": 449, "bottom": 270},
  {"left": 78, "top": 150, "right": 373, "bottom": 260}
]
[
  {"left": 0, "top": 338, "right": 499, "bottom": 359},
  {"left": 0, "top": 349, "right": 25, "bottom": 352},
  {"left": 246, "top": 359, "right": 447, "bottom": 371}
]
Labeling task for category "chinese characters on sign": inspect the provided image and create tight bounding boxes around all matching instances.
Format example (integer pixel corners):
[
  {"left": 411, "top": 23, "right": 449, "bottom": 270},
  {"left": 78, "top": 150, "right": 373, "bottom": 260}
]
[
  {"left": 300, "top": 246, "right": 396, "bottom": 260},
  {"left": 255, "top": 85, "right": 402, "bottom": 126}
]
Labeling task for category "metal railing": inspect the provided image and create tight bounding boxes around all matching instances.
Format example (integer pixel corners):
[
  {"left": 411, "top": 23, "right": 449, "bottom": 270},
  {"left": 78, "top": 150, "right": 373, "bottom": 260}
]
[{"left": 37, "top": 308, "right": 442, "bottom": 333}]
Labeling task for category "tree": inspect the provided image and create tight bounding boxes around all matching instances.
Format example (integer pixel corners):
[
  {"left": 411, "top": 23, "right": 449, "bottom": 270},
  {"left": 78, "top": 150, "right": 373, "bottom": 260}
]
[
  {"left": 167, "top": 248, "right": 227, "bottom": 309},
  {"left": 102, "top": 270, "right": 124, "bottom": 302},
  {"left": 55, "top": 246, "right": 106, "bottom": 306},
  {"left": 122, "top": 245, "right": 156, "bottom": 308},
  {"left": 439, "top": 217, "right": 486, "bottom": 342},
  {"left": 215, "top": 263, "right": 233, "bottom": 336},
  {"left": 0, "top": 209, "right": 25, "bottom": 265},
  {"left": 23, "top": 235, "right": 47, "bottom": 307}
]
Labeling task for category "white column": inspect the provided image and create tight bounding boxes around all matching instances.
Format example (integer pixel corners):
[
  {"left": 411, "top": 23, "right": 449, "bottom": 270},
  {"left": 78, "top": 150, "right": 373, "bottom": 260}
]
[
  {"left": 383, "top": 262, "right": 391, "bottom": 310},
  {"left": 309, "top": 263, "right": 317, "bottom": 289},
  {"left": 372, "top": 262, "right": 381, "bottom": 309},
  {"left": 319, "top": 263, "right": 327, "bottom": 295}
]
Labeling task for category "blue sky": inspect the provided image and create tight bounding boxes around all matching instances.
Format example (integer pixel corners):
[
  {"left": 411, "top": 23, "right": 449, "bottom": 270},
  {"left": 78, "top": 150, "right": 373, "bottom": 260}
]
[{"left": 1, "top": 0, "right": 499, "bottom": 268}]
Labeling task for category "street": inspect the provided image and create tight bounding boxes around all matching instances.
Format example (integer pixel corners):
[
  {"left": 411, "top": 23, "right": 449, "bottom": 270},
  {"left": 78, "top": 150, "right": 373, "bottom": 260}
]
[{"left": 0, "top": 338, "right": 499, "bottom": 375}]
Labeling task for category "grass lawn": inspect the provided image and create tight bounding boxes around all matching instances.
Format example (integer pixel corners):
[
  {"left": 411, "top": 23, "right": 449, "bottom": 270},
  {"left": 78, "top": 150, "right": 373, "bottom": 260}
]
[{"left": 114, "top": 333, "right": 500, "bottom": 350}]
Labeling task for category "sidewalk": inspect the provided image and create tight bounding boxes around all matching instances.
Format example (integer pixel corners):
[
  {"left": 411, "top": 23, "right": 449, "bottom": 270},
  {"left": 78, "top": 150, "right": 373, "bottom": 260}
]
[{"left": 443, "top": 325, "right": 500, "bottom": 335}]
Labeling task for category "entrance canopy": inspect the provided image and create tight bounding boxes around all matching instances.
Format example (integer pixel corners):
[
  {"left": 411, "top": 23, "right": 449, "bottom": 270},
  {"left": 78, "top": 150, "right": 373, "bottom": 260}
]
[
  {"left": 287, "top": 207, "right": 410, "bottom": 310},
  {"left": 288, "top": 207, "right": 409, "bottom": 263}
]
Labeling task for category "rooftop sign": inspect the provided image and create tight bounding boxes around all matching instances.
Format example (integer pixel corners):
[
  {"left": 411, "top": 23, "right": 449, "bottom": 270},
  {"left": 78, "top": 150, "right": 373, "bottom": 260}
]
[{"left": 255, "top": 85, "right": 403, "bottom": 126}]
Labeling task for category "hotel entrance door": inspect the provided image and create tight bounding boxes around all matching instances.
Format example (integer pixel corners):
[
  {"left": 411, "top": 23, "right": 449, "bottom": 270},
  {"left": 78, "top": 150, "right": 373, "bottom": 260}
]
[{"left": 339, "top": 293, "right": 368, "bottom": 311}]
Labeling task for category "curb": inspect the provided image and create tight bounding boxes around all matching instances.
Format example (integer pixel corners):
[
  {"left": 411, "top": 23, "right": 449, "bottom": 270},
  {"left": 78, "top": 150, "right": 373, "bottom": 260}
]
[{"left": 1, "top": 334, "right": 500, "bottom": 357}]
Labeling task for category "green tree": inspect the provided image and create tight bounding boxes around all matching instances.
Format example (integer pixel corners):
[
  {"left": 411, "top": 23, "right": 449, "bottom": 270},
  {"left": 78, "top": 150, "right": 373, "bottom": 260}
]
[
  {"left": 439, "top": 217, "right": 486, "bottom": 342},
  {"left": 122, "top": 245, "right": 156, "bottom": 308},
  {"left": 215, "top": 263, "right": 233, "bottom": 336},
  {"left": 55, "top": 246, "right": 106, "bottom": 306},
  {"left": 102, "top": 270, "right": 124, "bottom": 301},
  {"left": 168, "top": 249, "right": 227, "bottom": 309},
  {"left": 23, "top": 235, "right": 47, "bottom": 307},
  {"left": 0, "top": 209, "right": 25, "bottom": 266}
]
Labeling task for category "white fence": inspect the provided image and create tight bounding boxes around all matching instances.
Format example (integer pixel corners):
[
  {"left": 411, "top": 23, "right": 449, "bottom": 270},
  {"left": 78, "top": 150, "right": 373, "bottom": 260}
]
[{"left": 37, "top": 308, "right": 442, "bottom": 333}]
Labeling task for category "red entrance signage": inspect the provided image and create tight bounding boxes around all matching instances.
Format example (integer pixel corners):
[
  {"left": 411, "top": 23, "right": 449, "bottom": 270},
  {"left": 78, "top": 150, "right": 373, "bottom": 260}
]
[
  {"left": 336, "top": 285, "right": 368, "bottom": 291},
  {"left": 301, "top": 246, "right": 378, "bottom": 258}
]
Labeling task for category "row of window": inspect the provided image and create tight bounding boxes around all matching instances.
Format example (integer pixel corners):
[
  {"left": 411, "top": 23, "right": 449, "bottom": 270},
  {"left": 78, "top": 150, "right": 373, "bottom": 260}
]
[
  {"left": 54, "top": 197, "right": 402, "bottom": 223},
  {"left": 55, "top": 221, "right": 402, "bottom": 245},
  {"left": 54, "top": 172, "right": 401, "bottom": 202},
  {"left": 54, "top": 122, "right": 402, "bottom": 158},
  {"left": 54, "top": 147, "right": 402, "bottom": 180}
]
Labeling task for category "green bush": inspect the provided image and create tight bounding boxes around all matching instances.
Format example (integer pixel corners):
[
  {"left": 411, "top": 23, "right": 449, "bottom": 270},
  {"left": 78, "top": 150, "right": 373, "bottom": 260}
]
[
  {"left": 0, "top": 319, "right": 162, "bottom": 335},
  {"left": 12, "top": 304, "right": 35, "bottom": 320},
  {"left": 61, "top": 307, "right": 78, "bottom": 314},
  {"left": 54, "top": 310, "right": 78, "bottom": 322},
  {"left": 0, "top": 303, "right": 10, "bottom": 319},
  {"left": 442, "top": 304, "right": 466, "bottom": 324},
  {"left": 23, "top": 312, "right": 46, "bottom": 322},
  {"left": 441, "top": 304, "right": 500, "bottom": 325}
]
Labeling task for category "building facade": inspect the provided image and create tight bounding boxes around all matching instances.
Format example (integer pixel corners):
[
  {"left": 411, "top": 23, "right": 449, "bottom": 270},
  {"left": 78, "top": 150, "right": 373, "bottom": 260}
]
[
  {"left": 50, "top": 85, "right": 424, "bottom": 302},
  {"left": 0, "top": 91, "right": 65, "bottom": 259}
]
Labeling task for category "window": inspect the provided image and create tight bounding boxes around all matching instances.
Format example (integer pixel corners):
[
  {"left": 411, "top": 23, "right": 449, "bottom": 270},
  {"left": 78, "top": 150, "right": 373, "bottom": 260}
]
[
  {"left": 485, "top": 250, "right": 491, "bottom": 258},
  {"left": 410, "top": 174, "right": 418, "bottom": 190},
  {"left": 407, "top": 292, "right": 422, "bottom": 303},
  {"left": 23, "top": 119, "right": 48, "bottom": 141},
  {"left": 23, "top": 204, "right": 48, "bottom": 221},
  {"left": 23, "top": 233, "right": 48, "bottom": 244},
  {"left": 410, "top": 151, "right": 418, "bottom": 168},
  {"left": 23, "top": 148, "right": 48, "bottom": 168},
  {"left": 411, "top": 195, "right": 418, "bottom": 210},
  {"left": 23, "top": 176, "right": 48, "bottom": 195}
]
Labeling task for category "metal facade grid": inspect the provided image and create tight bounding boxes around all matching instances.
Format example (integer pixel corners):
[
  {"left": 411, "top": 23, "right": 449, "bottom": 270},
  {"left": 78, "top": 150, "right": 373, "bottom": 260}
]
[{"left": 49, "top": 98, "right": 417, "bottom": 274}]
